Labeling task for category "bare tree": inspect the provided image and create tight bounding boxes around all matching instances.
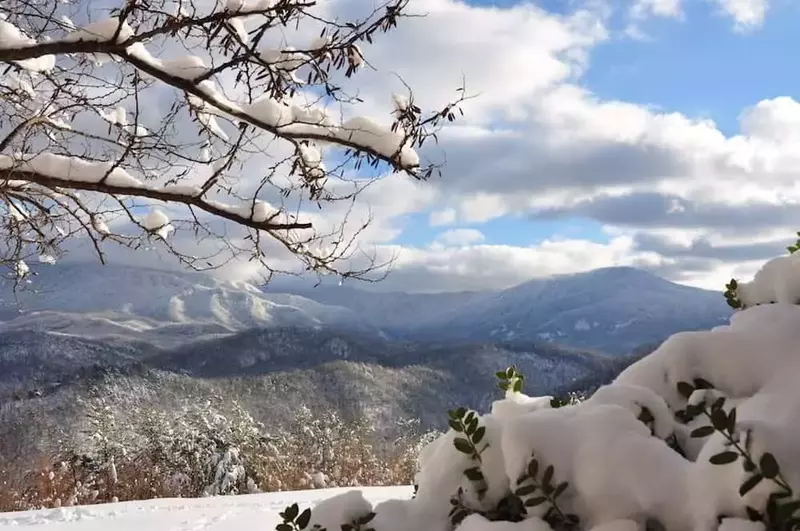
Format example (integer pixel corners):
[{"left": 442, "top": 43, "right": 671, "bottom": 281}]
[{"left": 0, "top": 0, "right": 466, "bottom": 285}]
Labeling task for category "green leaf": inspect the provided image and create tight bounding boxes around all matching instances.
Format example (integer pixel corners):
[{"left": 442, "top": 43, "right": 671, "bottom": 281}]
[
  {"left": 464, "top": 467, "right": 484, "bottom": 481},
  {"left": 677, "top": 381, "right": 695, "bottom": 399},
  {"left": 760, "top": 453, "right": 780, "bottom": 479},
  {"left": 498, "top": 382, "right": 510, "bottom": 391},
  {"left": 496, "top": 371, "right": 509, "bottom": 380},
  {"left": 277, "top": 525, "right": 294, "bottom": 531},
  {"left": 453, "top": 437, "right": 473, "bottom": 454},
  {"left": 473, "top": 426, "right": 486, "bottom": 444},
  {"left": 515, "top": 485, "right": 537, "bottom": 497},
  {"left": 448, "top": 419, "right": 463, "bottom": 432},
  {"left": 513, "top": 379, "right": 523, "bottom": 393},
  {"left": 297, "top": 509, "right": 312, "bottom": 530},
  {"left": 711, "top": 397, "right": 726, "bottom": 411},
  {"left": 729, "top": 279, "right": 738, "bottom": 290},
  {"left": 739, "top": 474, "right": 764, "bottom": 496},
  {"left": 553, "top": 482, "right": 569, "bottom": 498},
  {"left": 286, "top": 504, "right": 300, "bottom": 521},
  {"left": 727, "top": 408, "right": 737, "bottom": 432},
  {"left": 691, "top": 426, "right": 716, "bottom": 438},
  {"left": 527, "top": 458, "right": 539, "bottom": 479},
  {"left": 542, "top": 465, "right": 554, "bottom": 486},
  {"left": 638, "top": 407, "right": 654, "bottom": 424},
  {"left": 710, "top": 451, "right": 740, "bottom": 465},
  {"left": 745, "top": 507, "right": 762, "bottom": 522},
  {"left": 341, "top": 524, "right": 354, "bottom": 531},
  {"left": 524, "top": 496, "right": 548, "bottom": 508},
  {"left": 710, "top": 409, "right": 728, "bottom": 431},
  {"left": 506, "top": 367, "right": 514, "bottom": 378},
  {"left": 694, "top": 378, "right": 715, "bottom": 390},
  {"left": 357, "top": 513, "right": 376, "bottom": 526}
]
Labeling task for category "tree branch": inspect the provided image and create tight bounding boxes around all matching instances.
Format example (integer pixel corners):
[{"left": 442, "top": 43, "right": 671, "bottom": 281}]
[{"left": 0, "top": 169, "right": 312, "bottom": 231}]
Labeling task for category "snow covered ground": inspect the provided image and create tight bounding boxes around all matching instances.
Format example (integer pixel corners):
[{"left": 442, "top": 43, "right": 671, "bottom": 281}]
[{"left": 0, "top": 486, "right": 414, "bottom": 531}]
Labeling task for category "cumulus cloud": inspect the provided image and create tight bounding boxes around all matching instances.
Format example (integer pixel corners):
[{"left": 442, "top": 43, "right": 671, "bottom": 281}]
[{"left": 712, "top": 0, "right": 769, "bottom": 31}]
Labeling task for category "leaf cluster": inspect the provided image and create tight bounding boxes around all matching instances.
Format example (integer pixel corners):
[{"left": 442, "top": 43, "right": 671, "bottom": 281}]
[
  {"left": 496, "top": 366, "right": 525, "bottom": 394},
  {"left": 277, "top": 503, "right": 321, "bottom": 531},
  {"left": 277, "top": 504, "right": 376, "bottom": 531},
  {"left": 513, "top": 453, "right": 578, "bottom": 531},
  {"left": 447, "top": 407, "right": 489, "bottom": 501},
  {"left": 724, "top": 279, "right": 743, "bottom": 310},
  {"left": 676, "top": 380, "right": 800, "bottom": 531}
]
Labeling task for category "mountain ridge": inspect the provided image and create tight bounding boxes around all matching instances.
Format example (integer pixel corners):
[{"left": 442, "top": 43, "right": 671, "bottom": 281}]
[{"left": 0, "top": 262, "right": 731, "bottom": 354}]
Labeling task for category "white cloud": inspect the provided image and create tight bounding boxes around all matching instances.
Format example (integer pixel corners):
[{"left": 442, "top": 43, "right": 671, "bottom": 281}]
[
  {"left": 630, "top": 0, "right": 683, "bottom": 19},
  {"left": 434, "top": 228, "right": 486, "bottom": 247},
  {"left": 712, "top": 0, "right": 768, "bottom": 31},
  {"left": 366, "top": 236, "right": 666, "bottom": 292},
  {"left": 627, "top": 0, "right": 767, "bottom": 33}
]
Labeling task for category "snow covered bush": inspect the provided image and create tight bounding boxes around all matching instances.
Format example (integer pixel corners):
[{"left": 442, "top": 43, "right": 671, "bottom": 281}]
[
  {"left": 0, "top": 393, "right": 432, "bottom": 511},
  {"left": 271, "top": 247, "right": 800, "bottom": 531},
  {"left": 0, "top": 0, "right": 466, "bottom": 282}
]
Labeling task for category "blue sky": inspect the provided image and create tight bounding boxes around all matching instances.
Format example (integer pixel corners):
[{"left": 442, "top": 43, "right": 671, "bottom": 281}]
[{"left": 585, "top": 0, "right": 800, "bottom": 135}]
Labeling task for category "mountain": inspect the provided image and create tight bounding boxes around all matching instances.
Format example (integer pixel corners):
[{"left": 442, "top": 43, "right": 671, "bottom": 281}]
[
  {"left": 0, "top": 263, "right": 381, "bottom": 347},
  {"left": 0, "top": 263, "right": 731, "bottom": 354},
  {"left": 285, "top": 267, "right": 732, "bottom": 353}
]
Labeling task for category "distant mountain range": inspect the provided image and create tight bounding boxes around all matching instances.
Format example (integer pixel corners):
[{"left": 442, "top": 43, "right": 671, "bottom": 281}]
[
  {"left": 0, "top": 262, "right": 732, "bottom": 463},
  {"left": 0, "top": 262, "right": 731, "bottom": 353}
]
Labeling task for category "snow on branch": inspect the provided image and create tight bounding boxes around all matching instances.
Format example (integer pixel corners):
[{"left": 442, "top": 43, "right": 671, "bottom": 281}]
[
  {"left": 0, "top": 0, "right": 468, "bottom": 282},
  {"left": 0, "top": 153, "right": 310, "bottom": 231}
]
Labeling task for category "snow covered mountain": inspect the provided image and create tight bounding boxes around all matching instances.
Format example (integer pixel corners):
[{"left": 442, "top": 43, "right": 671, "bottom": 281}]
[
  {"left": 286, "top": 267, "right": 732, "bottom": 353},
  {"left": 0, "top": 263, "right": 731, "bottom": 354},
  {"left": 0, "top": 264, "right": 380, "bottom": 347}
]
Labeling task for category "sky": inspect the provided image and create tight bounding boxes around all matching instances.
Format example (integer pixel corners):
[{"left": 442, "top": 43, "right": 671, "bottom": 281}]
[
  {"left": 297, "top": 0, "right": 800, "bottom": 293},
  {"left": 39, "top": 0, "right": 800, "bottom": 293}
]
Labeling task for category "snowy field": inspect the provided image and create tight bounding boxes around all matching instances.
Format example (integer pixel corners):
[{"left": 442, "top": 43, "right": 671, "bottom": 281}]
[{"left": 0, "top": 487, "right": 414, "bottom": 531}]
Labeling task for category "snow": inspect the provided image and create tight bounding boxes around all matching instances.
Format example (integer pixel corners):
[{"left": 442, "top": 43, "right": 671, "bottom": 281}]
[
  {"left": 735, "top": 252, "right": 800, "bottom": 307},
  {"left": 0, "top": 153, "right": 143, "bottom": 188},
  {"left": 223, "top": 0, "right": 276, "bottom": 13},
  {"left": 335, "top": 117, "right": 419, "bottom": 168},
  {"left": 65, "top": 18, "right": 134, "bottom": 43},
  {"left": 0, "top": 487, "right": 413, "bottom": 530},
  {"left": 142, "top": 209, "right": 174, "bottom": 239},
  {"left": 0, "top": 20, "right": 55, "bottom": 71}
]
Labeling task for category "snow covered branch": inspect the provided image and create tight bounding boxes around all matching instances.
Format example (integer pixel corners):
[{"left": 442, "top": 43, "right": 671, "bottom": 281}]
[{"left": 0, "top": 0, "right": 467, "bottom": 281}]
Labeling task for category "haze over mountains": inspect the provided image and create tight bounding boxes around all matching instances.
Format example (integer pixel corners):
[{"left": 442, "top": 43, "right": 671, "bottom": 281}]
[{"left": 0, "top": 262, "right": 731, "bottom": 354}]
